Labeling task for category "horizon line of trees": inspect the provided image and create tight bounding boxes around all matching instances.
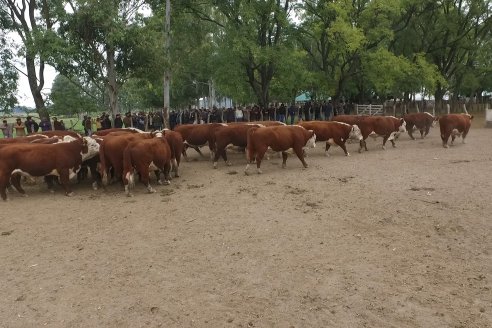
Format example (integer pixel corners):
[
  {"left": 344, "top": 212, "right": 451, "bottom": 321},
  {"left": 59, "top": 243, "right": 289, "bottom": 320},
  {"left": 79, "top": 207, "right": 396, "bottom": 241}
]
[{"left": 1, "top": 0, "right": 492, "bottom": 123}]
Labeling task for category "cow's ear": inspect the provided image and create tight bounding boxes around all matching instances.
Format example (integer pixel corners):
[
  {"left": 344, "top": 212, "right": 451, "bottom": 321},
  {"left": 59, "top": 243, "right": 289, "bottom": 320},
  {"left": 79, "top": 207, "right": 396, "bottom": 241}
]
[{"left": 470, "top": 115, "right": 474, "bottom": 120}]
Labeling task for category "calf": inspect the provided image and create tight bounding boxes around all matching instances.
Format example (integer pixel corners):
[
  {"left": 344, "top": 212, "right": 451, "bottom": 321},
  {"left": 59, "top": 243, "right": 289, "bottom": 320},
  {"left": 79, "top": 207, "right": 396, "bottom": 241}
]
[
  {"left": 403, "top": 112, "right": 437, "bottom": 139},
  {"left": 174, "top": 123, "right": 226, "bottom": 160},
  {"left": 333, "top": 115, "right": 406, "bottom": 152},
  {"left": 438, "top": 113, "right": 473, "bottom": 148},
  {"left": 0, "top": 139, "right": 88, "bottom": 200},
  {"left": 122, "top": 137, "right": 172, "bottom": 196},
  {"left": 299, "top": 121, "right": 362, "bottom": 156},
  {"left": 99, "top": 133, "right": 156, "bottom": 186},
  {"left": 245, "top": 125, "right": 316, "bottom": 175},
  {"left": 213, "top": 123, "right": 265, "bottom": 168}
]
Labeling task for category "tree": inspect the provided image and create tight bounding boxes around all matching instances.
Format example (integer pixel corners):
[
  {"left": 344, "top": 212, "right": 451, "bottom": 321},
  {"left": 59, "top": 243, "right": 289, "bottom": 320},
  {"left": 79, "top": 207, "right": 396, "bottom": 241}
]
[
  {"left": 49, "top": 74, "right": 102, "bottom": 116},
  {"left": 0, "top": 0, "right": 57, "bottom": 118},
  {"left": 0, "top": 20, "right": 17, "bottom": 113}
]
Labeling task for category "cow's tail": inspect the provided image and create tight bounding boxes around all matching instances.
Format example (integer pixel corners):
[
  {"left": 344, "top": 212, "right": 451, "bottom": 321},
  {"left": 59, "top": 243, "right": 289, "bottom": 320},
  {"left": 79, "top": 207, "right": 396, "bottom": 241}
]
[
  {"left": 99, "top": 141, "right": 109, "bottom": 186},
  {"left": 122, "top": 145, "right": 134, "bottom": 189},
  {"left": 246, "top": 127, "right": 259, "bottom": 162}
]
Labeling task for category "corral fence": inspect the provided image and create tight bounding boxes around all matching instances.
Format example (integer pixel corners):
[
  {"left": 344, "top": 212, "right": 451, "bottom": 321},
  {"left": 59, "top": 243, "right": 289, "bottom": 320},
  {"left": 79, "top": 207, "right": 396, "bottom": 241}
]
[{"left": 356, "top": 101, "right": 490, "bottom": 116}]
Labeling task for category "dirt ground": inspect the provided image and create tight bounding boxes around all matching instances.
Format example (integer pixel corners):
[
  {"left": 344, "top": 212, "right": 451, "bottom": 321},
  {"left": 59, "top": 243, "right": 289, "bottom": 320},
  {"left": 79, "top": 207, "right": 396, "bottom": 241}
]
[{"left": 0, "top": 114, "right": 491, "bottom": 328}]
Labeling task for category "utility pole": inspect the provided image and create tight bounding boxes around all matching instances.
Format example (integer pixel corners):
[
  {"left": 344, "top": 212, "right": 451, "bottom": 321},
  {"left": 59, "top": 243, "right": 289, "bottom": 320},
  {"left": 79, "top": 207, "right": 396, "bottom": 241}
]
[{"left": 163, "top": 0, "right": 171, "bottom": 128}]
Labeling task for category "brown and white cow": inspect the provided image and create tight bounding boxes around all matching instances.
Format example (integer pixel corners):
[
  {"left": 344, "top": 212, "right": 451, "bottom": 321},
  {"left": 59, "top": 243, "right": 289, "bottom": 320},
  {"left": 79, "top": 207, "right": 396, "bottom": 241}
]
[
  {"left": 0, "top": 134, "right": 48, "bottom": 144},
  {"left": 244, "top": 125, "right": 316, "bottom": 175},
  {"left": 438, "top": 113, "right": 473, "bottom": 148},
  {"left": 162, "top": 129, "right": 184, "bottom": 177},
  {"left": 0, "top": 138, "right": 88, "bottom": 200},
  {"left": 403, "top": 112, "right": 438, "bottom": 139},
  {"left": 99, "top": 132, "right": 157, "bottom": 186},
  {"left": 299, "top": 121, "right": 362, "bottom": 156},
  {"left": 93, "top": 127, "right": 143, "bottom": 136},
  {"left": 213, "top": 123, "right": 265, "bottom": 168},
  {"left": 333, "top": 115, "right": 406, "bottom": 152},
  {"left": 174, "top": 123, "right": 227, "bottom": 160},
  {"left": 122, "top": 137, "right": 172, "bottom": 196}
]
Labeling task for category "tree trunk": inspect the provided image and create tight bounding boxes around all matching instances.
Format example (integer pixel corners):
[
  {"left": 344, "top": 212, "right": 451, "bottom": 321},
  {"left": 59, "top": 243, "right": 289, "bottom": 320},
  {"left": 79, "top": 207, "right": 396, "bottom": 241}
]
[
  {"left": 162, "top": 0, "right": 171, "bottom": 129},
  {"left": 26, "top": 55, "right": 48, "bottom": 119},
  {"left": 106, "top": 46, "right": 119, "bottom": 118}
]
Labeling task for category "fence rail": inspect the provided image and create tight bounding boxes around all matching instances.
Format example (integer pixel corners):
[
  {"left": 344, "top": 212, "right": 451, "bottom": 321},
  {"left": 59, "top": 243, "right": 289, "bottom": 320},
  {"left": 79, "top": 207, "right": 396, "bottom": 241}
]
[{"left": 356, "top": 104, "right": 384, "bottom": 116}]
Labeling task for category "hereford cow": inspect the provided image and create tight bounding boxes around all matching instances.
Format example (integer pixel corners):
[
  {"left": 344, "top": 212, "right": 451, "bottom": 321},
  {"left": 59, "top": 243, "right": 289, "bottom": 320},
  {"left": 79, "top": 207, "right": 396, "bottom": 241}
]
[
  {"left": 122, "top": 137, "right": 172, "bottom": 196},
  {"left": 299, "top": 121, "right": 363, "bottom": 156},
  {"left": 403, "top": 112, "right": 437, "bottom": 139},
  {"left": 99, "top": 132, "right": 156, "bottom": 186},
  {"left": 174, "top": 123, "right": 226, "bottom": 160},
  {"left": 0, "top": 138, "right": 88, "bottom": 200},
  {"left": 333, "top": 115, "right": 406, "bottom": 152},
  {"left": 0, "top": 134, "right": 48, "bottom": 144},
  {"left": 40, "top": 130, "right": 82, "bottom": 139},
  {"left": 162, "top": 129, "right": 184, "bottom": 177},
  {"left": 245, "top": 125, "right": 316, "bottom": 175},
  {"left": 213, "top": 123, "right": 265, "bottom": 168},
  {"left": 438, "top": 113, "right": 473, "bottom": 148},
  {"left": 93, "top": 128, "right": 143, "bottom": 136}
]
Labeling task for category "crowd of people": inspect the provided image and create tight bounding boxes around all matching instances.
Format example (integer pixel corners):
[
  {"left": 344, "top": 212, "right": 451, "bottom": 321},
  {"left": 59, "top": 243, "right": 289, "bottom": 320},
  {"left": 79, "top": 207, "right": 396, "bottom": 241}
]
[
  {"left": 0, "top": 116, "right": 66, "bottom": 138},
  {"left": 1, "top": 101, "right": 354, "bottom": 138}
]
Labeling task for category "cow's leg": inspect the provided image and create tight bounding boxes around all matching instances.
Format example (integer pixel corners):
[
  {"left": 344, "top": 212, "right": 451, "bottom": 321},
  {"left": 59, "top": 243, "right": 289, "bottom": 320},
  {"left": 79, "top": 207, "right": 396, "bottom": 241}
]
[
  {"left": 325, "top": 142, "right": 331, "bottom": 156},
  {"left": 10, "top": 174, "right": 26, "bottom": 196},
  {"left": 294, "top": 147, "right": 309, "bottom": 168},
  {"left": 137, "top": 165, "right": 155, "bottom": 193},
  {"left": 171, "top": 158, "right": 179, "bottom": 178},
  {"left": 335, "top": 139, "right": 350, "bottom": 156},
  {"left": 390, "top": 138, "right": 397, "bottom": 148},
  {"left": 441, "top": 133, "right": 450, "bottom": 148},
  {"left": 281, "top": 151, "right": 288, "bottom": 168},
  {"left": 0, "top": 173, "right": 10, "bottom": 201},
  {"left": 88, "top": 162, "right": 101, "bottom": 190},
  {"left": 58, "top": 169, "right": 74, "bottom": 197},
  {"left": 255, "top": 147, "right": 268, "bottom": 174},
  {"left": 451, "top": 134, "right": 456, "bottom": 145},
  {"left": 44, "top": 176, "right": 55, "bottom": 193},
  {"left": 182, "top": 147, "right": 189, "bottom": 162},
  {"left": 424, "top": 126, "right": 430, "bottom": 138},
  {"left": 382, "top": 136, "right": 389, "bottom": 150},
  {"left": 154, "top": 170, "right": 162, "bottom": 184},
  {"left": 162, "top": 162, "right": 172, "bottom": 185},
  {"left": 407, "top": 126, "right": 415, "bottom": 140},
  {"left": 462, "top": 128, "right": 470, "bottom": 144},
  {"left": 358, "top": 139, "right": 368, "bottom": 153}
]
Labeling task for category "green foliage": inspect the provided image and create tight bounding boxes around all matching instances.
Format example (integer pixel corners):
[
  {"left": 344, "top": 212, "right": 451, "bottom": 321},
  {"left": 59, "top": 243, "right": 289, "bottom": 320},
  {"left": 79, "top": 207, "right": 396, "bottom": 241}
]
[
  {"left": 0, "top": 35, "right": 18, "bottom": 113},
  {"left": 49, "top": 75, "right": 101, "bottom": 115}
]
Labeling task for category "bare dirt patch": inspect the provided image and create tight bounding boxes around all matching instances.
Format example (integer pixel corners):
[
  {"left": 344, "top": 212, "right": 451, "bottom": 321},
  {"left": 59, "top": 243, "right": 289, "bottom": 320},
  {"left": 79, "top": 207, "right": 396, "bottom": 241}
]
[{"left": 0, "top": 118, "right": 491, "bottom": 327}]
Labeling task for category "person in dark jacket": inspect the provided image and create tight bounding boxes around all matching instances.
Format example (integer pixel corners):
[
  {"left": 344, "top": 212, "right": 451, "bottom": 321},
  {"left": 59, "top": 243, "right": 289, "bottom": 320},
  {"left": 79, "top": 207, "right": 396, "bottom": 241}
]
[
  {"left": 114, "top": 113, "right": 123, "bottom": 128},
  {"left": 39, "top": 117, "right": 52, "bottom": 131}
]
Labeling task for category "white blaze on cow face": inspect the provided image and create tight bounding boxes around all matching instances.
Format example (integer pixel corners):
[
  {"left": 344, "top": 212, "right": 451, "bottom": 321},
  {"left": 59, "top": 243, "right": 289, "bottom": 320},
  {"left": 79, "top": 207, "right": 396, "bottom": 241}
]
[
  {"left": 349, "top": 125, "right": 363, "bottom": 140},
  {"left": 82, "top": 137, "right": 100, "bottom": 161},
  {"left": 399, "top": 120, "right": 407, "bottom": 133},
  {"left": 304, "top": 132, "right": 316, "bottom": 149}
]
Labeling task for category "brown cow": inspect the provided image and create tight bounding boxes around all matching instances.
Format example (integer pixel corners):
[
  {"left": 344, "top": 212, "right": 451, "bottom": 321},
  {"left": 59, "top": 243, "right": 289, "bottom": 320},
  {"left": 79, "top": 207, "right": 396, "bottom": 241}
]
[
  {"left": 438, "top": 113, "right": 473, "bottom": 148},
  {"left": 122, "top": 137, "right": 172, "bottom": 196},
  {"left": 0, "top": 134, "right": 48, "bottom": 144},
  {"left": 93, "top": 128, "right": 143, "bottom": 136},
  {"left": 245, "top": 125, "right": 316, "bottom": 175},
  {"left": 333, "top": 115, "right": 406, "bottom": 152},
  {"left": 99, "top": 132, "right": 156, "bottom": 186},
  {"left": 40, "top": 130, "right": 82, "bottom": 139},
  {"left": 403, "top": 112, "right": 437, "bottom": 139},
  {"left": 299, "top": 121, "right": 363, "bottom": 156},
  {"left": 162, "top": 129, "right": 184, "bottom": 177},
  {"left": 0, "top": 138, "right": 88, "bottom": 200},
  {"left": 213, "top": 123, "right": 265, "bottom": 168},
  {"left": 174, "top": 123, "right": 227, "bottom": 160}
]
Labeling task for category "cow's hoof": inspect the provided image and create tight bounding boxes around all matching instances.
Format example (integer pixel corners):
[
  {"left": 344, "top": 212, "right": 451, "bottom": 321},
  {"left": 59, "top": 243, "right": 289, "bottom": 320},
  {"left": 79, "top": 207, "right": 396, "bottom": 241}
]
[
  {"left": 256, "top": 169, "right": 263, "bottom": 174},
  {"left": 21, "top": 194, "right": 28, "bottom": 198},
  {"left": 346, "top": 153, "right": 350, "bottom": 157},
  {"left": 382, "top": 146, "right": 386, "bottom": 150},
  {"left": 325, "top": 152, "right": 330, "bottom": 157},
  {"left": 126, "top": 193, "right": 134, "bottom": 198},
  {"left": 92, "top": 182, "right": 98, "bottom": 190},
  {"left": 244, "top": 171, "right": 250, "bottom": 176},
  {"left": 226, "top": 161, "right": 232, "bottom": 166},
  {"left": 163, "top": 180, "right": 171, "bottom": 185},
  {"left": 358, "top": 148, "right": 363, "bottom": 153},
  {"left": 282, "top": 163, "right": 286, "bottom": 169},
  {"left": 443, "top": 144, "right": 449, "bottom": 148},
  {"left": 148, "top": 188, "right": 156, "bottom": 193},
  {"left": 303, "top": 164, "right": 309, "bottom": 169},
  {"left": 213, "top": 162, "right": 218, "bottom": 169},
  {"left": 66, "top": 192, "right": 74, "bottom": 197},
  {"left": 49, "top": 189, "right": 55, "bottom": 194},
  {"left": 174, "top": 173, "right": 180, "bottom": 178},
  {"left": 157, "top": 180, "right": 163, "bottom": 185}
]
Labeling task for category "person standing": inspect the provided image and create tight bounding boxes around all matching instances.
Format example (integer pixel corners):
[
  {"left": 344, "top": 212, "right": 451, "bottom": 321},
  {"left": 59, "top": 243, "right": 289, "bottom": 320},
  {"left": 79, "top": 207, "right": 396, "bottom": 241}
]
[
  {"left": 278, "top": 103, "right": 286, "bottom": 123},
  {"left": 39, "top": 117, "right": 52, "bottom": 131},
  {"left": 288, "top": 103, "right": 297, "bottom": 125},
  {"left": 84, "top": 116, "right": 93, "bottom": 136},
  {"left": 14, "top": 118, "right": 26, "bottom": 137},
  {"left": 114, "top": 113, "right": 123, "bottom": 128},
  {"left": 25, "top": 116, "right": 38, "bottom": 134},
  {"left": 53, "top": 117, "right": 64, "bottom": 130},
  {"left": 123, "top": 112, "right": 132, "bottom": 128},
  {"left": 1, "top": 120, "right": 13, "bottom": 138}
]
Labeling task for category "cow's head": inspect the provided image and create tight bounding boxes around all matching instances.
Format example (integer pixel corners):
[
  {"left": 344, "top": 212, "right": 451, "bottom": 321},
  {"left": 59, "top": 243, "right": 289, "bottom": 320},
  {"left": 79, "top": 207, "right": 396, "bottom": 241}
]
[
  {"left": 304, "top": 130, "right": 316, "bottom": 149},
  {"left": 349, "top": 125, "right": 363, "bottom": 140},
  {"left": 82, "top": 136, "right": 100, "bottom": 161},
  {"left": 398, "top": 118, "right": 407, "bottom": 133}
]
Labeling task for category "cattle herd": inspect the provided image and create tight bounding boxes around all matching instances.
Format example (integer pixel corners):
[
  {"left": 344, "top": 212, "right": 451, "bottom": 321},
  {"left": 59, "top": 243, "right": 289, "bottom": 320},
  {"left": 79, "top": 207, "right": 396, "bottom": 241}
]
[{"left": 0, "top": 112, "right": 473, "bottom": 201}]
